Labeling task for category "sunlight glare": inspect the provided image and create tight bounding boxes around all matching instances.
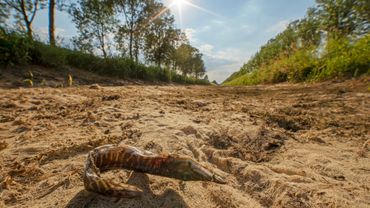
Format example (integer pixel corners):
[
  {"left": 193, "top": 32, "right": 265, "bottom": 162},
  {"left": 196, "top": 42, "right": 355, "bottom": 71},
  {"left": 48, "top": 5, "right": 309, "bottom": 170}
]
[
  {"left": 148, "top": 0, "right": 221, "bottom": 28},
  {"left": 173, "top": 0, "right": 186, "bottom": 7}
]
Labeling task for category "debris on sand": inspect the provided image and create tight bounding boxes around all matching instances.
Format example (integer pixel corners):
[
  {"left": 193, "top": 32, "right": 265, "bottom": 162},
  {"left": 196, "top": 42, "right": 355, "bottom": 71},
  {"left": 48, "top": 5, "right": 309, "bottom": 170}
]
[
  {"left": 102, "top": 95, "right": 121, "bottom": 101},
  {"left": 0, "top": 141, "right": 8, "bottom": 151},
  {"left": 0, "top": 176, "right": 14, "bottom": 190},
  {"left": 358, "top": 139, "right": 370, "bottom": 157}
]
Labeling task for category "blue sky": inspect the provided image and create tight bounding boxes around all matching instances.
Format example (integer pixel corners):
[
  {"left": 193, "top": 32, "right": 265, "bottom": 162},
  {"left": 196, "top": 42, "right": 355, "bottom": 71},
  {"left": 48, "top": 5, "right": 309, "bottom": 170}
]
[{"left": 32, "top": 0, "right": 316, "bottom": 82}]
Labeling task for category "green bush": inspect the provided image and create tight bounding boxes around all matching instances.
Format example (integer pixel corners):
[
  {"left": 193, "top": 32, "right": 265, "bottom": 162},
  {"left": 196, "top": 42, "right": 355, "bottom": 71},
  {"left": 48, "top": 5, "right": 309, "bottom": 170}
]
[
  {"left": 0, "top": 29, "right": 33, "bottom": 65},
  {"left": 0, "top": 30, "right": 209, "bottom": 85},
  {"left": 31, "top": 42, "right": 69, "bottom": 67},
  {"left": 286, "top": 48, "right": 317, "bottom": 82},
  {"left": 314, "top": 35, "right": 370, "bottom": 80},
  {"left": 224, "top": 35, "right": 369, "bottom": 86},
  {"left": 271, "top": 70, "right": 288, "bottom": 83}
]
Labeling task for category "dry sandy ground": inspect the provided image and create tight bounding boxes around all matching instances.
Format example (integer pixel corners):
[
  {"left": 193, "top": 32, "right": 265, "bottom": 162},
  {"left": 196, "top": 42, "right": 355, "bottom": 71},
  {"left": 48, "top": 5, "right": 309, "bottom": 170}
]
[{"left": 0, "top": 79, "right": 369, "bottom": 208}]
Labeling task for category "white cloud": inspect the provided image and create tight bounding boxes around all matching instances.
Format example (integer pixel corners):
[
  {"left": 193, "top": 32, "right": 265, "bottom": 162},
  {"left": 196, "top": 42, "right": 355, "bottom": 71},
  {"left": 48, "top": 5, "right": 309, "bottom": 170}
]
[
  {"left": 210, "top": 48, "right": 246, "bottom": 62},
  {"left": 206, "top": 61, "right": 242, "bottom": 83},
  {"left": 183, "top": 27, "right": 252, "bottom": 83},
  {"left": 34, "top": 27, "right": 69, "bottom": 42},
  {"left": 198, "top": 43, "right": 214, "bottom": 55},
  {"left": 204, "top": 50, "right": 251, "bottom": 83},
  {"left": 34, "top": 27, "right": 48, "bottom": 41},
  {"left": 211, "top": 19, "right": 225, "bottom": 25}
]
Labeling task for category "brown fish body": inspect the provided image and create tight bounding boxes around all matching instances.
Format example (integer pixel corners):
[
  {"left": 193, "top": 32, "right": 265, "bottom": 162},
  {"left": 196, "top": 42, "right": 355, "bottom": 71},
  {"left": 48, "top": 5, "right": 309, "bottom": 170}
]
[{"left": 83, "top": 144, "right": 226, "bottom": 198}]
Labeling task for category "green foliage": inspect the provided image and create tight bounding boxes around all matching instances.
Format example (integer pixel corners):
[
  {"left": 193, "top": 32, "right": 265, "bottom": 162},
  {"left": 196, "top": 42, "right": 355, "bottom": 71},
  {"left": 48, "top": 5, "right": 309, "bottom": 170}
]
[
  {"left": 0, "top": 30, "right": 208, "bottom": 85},
  {"left": 143, "top": 11, "right": 180, "bottom": 66},
  {"left": 3, "top": 0, "right": 46, "bottom": 39},
  {"left": 114, "top": 0, "right": 148, "bottom": 61},
  {"left": 173, "top": 43, "right": 205, "bottom": 77},
  {"left": 70, "top": 0, "right": 117, "bottom": 58},
  {"left": 224, "top": 35, "right": 370, "bottom": 86},
  {"left": 315, "top": 35, "right": 370, "bottom": 79},
  {"left": 2, "top": 0, "right": 208, "bottom": 84},
  {"left": 224, "top": 0, "right": 370, "bottom": 86},
  {"left": 286, "top": 48, "right": 318, "bottom": 82},
  {"left": 0, "top": 29, "right": 33, "bottom": 65},
  {"left": 0, "top": 1, "right": 9, "bottom": 26},
  {"left": 31, "top": 42, "right": 69, "bottom": 67},
  {"left": 68, "top": 0, "right": 207, "bottom": 80},
  {"left": 223, "top": 71, "right": 261, "bottom": 86}
]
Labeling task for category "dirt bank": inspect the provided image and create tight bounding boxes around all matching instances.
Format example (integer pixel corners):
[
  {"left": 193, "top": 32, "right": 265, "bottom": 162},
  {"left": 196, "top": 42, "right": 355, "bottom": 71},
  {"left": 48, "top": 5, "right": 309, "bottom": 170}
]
[{"left": 0, "top": 78, "right": 369, "bottom": 208}]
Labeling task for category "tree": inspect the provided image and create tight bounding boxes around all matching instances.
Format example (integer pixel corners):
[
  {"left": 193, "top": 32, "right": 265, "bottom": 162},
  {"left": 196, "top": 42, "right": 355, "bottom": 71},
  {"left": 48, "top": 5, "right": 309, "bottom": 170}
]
[
  {"left": 352, "top": 0, "right": 370, "bottom": 35},
  {"left": 316, "top": 0, "right": 357, "bottom": 37},
  {"left": 49, "top": 0, "right": 55, "bottom": 46},
  {"left": 172, "top": 43, "right": 205, "bottom": 77},
  {"left": 4, "top": 0, "right": 45, "bottom": 39},
  {"left": 48, "top": 0, "right": 70, "bottom": 46},
  {"left": 70, "top": 0, "right": 117, "bottom": 58},
  {"left": 167, "top": 31, "right": 187, "bottom": 69},
  {"left": 297, "top": 8, "right": 321, "bottom": 47},
  {"left": 174, "top": 44, "right": 190, "bottom": 75},
  {"left": 0, "top": 1, "right": 9, "bottom": 27},
  {"left": 192, "top": 53, "right": 206, "bottom": 79},
  {"left": 174, "top": 43, "right": 194, "bottom": 75},
  {"left": 143, "top": 4, "right": 180, "bottom": 67},
  {"left": 115, "top": 0, "right": 148, "bottom": 62}
]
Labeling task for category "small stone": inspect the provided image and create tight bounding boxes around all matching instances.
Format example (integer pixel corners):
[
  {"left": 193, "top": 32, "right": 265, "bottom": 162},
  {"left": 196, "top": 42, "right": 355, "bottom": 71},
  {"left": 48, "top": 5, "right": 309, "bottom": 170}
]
[
  {"left": 181, "top": 126, "right": 197, "bottom": 135},
  {"left": 89, "top": 84, "right": 101, "bottom": 89}
]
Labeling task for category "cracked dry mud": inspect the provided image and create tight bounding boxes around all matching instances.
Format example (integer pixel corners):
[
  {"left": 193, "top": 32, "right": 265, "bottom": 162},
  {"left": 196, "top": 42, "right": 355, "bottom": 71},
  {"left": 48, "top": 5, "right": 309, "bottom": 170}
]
[{"left": 0, "top": 79, "right": 369, "bottom": 208}]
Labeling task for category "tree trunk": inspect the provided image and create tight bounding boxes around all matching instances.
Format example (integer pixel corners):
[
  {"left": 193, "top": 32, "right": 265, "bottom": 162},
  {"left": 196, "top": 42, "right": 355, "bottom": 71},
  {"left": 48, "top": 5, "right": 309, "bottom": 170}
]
[
  {"left": 100, "top": 36, "right": 107, "bottom": 59},
  {"left": 98, "top": 24, "right": 107, "bottom": 59},
  {"left": 134, "top": 38, "right": 139, "bottom": 63},
  {"left": 20, "top": 0, "right": 33, "bottom": 40},
  {"left": 129, "top": 29, "right": 133, "bottom": 60},
  {"left": 101, "top": 36, "right": 107, "bottom": 58},
  {"left": 26, "top": 22, "right": 33, "bottom": 39},
  {"left": 102, "top": 48, "right": 107, "bottom": 59},
  {"left": 49, "top": 0, "right": 56, "bottom": 46}
]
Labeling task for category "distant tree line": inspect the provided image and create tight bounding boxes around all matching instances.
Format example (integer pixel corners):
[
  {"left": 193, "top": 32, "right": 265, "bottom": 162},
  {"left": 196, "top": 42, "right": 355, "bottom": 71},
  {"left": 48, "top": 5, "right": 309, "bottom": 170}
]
[
  {"left": 224, "top": 0, "right": 369, "bottom": 85},
  {"left": 0, "top": 0, "right": 207, "bottom": 80}
]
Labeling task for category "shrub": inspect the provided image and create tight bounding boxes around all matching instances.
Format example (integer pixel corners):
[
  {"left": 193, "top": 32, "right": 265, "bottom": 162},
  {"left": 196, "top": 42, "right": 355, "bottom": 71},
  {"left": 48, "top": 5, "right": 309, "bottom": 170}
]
[
  {"left": 31, "top": 42, "right": 69, "bottom": 67},
  {"left": 0, "top": 30, "right": 209, "bottom": 85},
  {"left": 223, "top": 35, "right": 369, "bottom": 86},
  {"left": 315, "top": 35, "right": 370, "bottom": 80},
  {"left": 0, "top": 29, "right": 33, "bottom": 65}
]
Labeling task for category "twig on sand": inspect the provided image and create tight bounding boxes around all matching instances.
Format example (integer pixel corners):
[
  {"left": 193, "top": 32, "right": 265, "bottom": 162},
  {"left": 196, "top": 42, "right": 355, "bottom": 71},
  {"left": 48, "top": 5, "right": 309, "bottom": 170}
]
[{"left": 357, "top": 139, "right": 370, "bottom": 157}]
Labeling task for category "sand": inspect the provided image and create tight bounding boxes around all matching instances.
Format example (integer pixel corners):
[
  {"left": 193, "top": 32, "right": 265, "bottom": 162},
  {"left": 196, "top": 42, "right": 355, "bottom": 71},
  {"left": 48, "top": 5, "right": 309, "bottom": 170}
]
[{"left": 0, "top": 78, "right": 369, "bottom": 208}]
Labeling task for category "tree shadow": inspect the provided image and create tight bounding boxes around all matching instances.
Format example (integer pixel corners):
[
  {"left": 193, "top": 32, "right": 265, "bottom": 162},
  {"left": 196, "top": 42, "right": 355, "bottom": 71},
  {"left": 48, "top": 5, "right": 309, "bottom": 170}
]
[{"left": 65, "top": 172, "right": 189, "bottom": 208}]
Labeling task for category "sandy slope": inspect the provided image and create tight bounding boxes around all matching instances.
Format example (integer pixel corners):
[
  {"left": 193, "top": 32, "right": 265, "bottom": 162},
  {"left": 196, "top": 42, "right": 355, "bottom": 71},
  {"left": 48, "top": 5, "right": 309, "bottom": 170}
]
[{"left": 0, "top": 79, "right": 369, "bottom": 208}]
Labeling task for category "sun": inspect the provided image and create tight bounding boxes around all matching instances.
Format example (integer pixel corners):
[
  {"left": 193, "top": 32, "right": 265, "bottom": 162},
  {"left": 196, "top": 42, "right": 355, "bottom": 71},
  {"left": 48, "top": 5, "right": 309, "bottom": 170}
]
[
  {"left": 148, "top": 0, "right": 219, "bottom": 27},
  {"left": 173, "top": 0, "right": 186, "bottom": 7},
  {"left": 172, "top": 0, "right": 187, "bottom": 27}
]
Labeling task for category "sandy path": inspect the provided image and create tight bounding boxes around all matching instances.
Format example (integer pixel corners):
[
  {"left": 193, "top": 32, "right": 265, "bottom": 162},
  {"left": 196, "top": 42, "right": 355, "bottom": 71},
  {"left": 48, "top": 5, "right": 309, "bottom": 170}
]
[{"left": 0, "top": 79, "right": 369, "bottom": 208}]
